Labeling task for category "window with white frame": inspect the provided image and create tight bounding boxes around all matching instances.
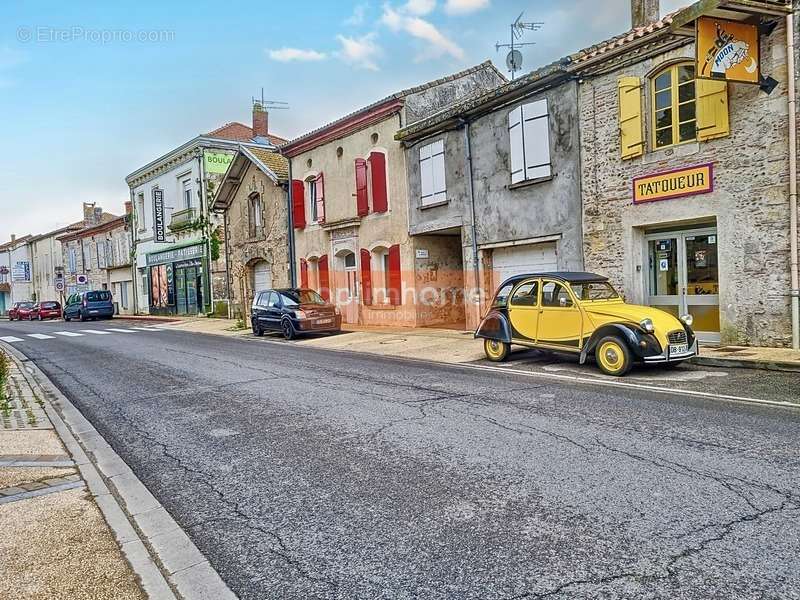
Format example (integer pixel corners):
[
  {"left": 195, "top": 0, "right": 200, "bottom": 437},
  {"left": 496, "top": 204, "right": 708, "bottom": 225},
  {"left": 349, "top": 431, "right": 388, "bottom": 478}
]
[
  {"left": 182, "top": 177, "right": 193, "bottom": 209},
  {"left": 419, "top": 140, "right": 446, "bottom": 206},
  {"left": 508, "top": 99, "right": 552, "bottom": 185},
  {"left": 137, "top": 193, "right": 146, "bottom": 231}
]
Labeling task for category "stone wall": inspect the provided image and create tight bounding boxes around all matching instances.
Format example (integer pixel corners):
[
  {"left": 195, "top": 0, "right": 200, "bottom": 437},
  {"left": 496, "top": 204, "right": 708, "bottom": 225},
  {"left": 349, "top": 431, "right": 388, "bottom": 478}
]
[
  {"left": 224, "top": 162, "right": 290, "bottom": 317},
  {"left": 579, "top": 22, "right": 795, "bottom": 346}
]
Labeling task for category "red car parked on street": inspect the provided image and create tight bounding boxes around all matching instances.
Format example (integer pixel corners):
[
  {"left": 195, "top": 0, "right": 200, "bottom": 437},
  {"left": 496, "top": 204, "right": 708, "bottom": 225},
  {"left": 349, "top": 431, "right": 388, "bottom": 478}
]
[
  {"left": 8, "top": 302, "right": 36, "bottom": 321},
  {"left": 32, "top": 301, "right": 62, "bottom": 320}
]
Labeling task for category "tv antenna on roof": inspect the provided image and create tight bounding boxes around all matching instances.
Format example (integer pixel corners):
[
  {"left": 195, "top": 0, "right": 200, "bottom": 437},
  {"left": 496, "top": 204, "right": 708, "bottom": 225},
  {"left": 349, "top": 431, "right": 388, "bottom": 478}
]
[
  {"left": 252, "top": 87, "right": 290, "bottom": 110},
  {"left": 495, "top": 12, "right": 544, "bottom": 80}
]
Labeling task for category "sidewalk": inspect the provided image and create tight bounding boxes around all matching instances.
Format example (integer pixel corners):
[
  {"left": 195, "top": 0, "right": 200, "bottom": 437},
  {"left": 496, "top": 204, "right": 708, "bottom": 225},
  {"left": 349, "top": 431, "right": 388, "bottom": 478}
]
[
  {"left": 161, "top": 317, "right": 800, "bottom": 371},
  {"left": 0, "top": 345, "right": 238, "bottom": 600},
  {"left": 0, "top": 352, "right": 145, "bottom": 600}
]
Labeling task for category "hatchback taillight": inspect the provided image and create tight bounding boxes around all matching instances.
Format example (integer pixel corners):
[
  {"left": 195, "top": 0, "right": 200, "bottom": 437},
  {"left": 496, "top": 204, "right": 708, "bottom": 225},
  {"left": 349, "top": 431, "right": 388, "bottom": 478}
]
[{"left": 82, "top": 299, "right": 87, "bottom": 307}]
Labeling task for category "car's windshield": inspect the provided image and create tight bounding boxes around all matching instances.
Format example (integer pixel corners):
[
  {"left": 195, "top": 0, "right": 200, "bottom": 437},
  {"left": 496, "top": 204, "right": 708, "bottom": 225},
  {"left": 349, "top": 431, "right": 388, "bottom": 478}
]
[
  {"left": 570, "top": 281, "right": 620, "bottom": 301},
  {"left": 280, "top": 290, "right": 326, "bottom": 306}
]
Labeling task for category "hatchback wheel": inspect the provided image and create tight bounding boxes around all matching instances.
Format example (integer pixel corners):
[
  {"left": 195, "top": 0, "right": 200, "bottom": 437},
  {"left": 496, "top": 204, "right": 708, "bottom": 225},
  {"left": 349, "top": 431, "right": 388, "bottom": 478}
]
[
  {"left": 595, "top": 335, "right": 632, "bottom": 376},
  {"left": 252, "top": 320, "right": 264, "bottom": 337},
  {"left": 281, "top": 319, "right": 296, "bottom": 340},
  {"left": 79, "top": 311, "right": 87, "bottom": 322},
  {"left": 38, "top": 314, "right": 43, "bottom": 321},
  {"left": 483, "top": 338, "right": 510, "bottom": 362}
]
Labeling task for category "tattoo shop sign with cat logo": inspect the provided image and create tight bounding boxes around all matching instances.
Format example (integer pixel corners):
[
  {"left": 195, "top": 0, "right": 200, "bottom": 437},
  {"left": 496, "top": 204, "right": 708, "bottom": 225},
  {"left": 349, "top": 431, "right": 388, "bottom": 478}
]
[{"left": 696, "top": 16, "right": 760, "bottom": 84}]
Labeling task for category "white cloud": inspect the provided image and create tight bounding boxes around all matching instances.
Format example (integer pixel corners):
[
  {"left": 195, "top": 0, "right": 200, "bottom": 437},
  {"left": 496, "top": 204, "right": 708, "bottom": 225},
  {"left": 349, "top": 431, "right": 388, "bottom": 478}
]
[
  {"left": 336, "top": 33, "right": 381, "bottom": 71},
  {"left": 267, "top": 47, "right": 327, "bottom": 62},
  {"left": 344, "top": 3, "right": 369, "bottom": 26},
  {"left": 443, "top": 0, "right": 489, "bottom": 15},
  {"left": 381, "top": 5, "right": 464, "bottom": 61},
  {"left": 403, "top": 0, "right": 436, "bottom": 16}
]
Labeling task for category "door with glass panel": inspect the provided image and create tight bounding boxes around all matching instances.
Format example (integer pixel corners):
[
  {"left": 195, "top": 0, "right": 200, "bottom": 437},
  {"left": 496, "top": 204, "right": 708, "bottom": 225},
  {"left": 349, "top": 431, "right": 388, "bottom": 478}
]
[{"left": 646, "top": 227, "right": 720, "bottom": 342}]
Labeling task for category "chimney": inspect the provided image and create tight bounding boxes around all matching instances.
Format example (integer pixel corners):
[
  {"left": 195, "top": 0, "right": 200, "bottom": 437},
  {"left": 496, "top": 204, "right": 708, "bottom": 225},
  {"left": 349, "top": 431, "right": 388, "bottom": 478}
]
[
  {"left": 10, "top": 234, "right": 15, "bottom": 244},
  {"left": 253, "top": 102, "right": 269, "bottom": 139},
  {"left": 631, "top": 0, "right": 659, "bottom": 28}
]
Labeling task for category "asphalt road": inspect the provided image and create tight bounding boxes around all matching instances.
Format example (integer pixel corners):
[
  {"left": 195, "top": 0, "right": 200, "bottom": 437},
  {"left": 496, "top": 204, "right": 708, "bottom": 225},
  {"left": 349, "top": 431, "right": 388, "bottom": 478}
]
[{"left": 1, "top": 318, "right": 799, "bottom": 599}]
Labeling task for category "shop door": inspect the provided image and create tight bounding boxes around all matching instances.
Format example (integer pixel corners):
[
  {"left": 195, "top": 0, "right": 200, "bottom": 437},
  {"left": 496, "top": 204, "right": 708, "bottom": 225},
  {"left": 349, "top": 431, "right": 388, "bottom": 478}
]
[
  {"left": 646, "top": 227, "right": 720, "bottom": 342},
  {"left": 176, "top": 266, "right": 199, "bottom": 315}
]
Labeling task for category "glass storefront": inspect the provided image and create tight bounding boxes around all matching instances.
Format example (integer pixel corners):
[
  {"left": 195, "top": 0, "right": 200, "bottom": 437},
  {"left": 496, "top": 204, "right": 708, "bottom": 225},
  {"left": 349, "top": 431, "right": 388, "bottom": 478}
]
[
  {"left": 146, "top": 243, "right": 208, "bottom": 316},
  {"left": 646, "top": 226, "right": 720, "bottom": 341}
]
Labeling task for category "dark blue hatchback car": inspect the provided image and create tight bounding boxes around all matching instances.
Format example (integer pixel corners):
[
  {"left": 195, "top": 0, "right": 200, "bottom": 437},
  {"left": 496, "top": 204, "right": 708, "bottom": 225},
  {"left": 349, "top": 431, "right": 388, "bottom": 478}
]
[{"left": 63, "top": 290, "right": 114, "bottom": 322}]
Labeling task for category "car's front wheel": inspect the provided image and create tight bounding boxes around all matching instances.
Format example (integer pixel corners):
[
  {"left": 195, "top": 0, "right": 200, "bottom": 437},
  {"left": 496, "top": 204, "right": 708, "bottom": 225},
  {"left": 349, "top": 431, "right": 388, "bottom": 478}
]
[
  {"left": 595, "top": 335, "right": 632, "bottom": 376},
  {"left": 483, "top": 338, "right": 510, "bottom": 362},
  {"left": 281, "top": 319, "right": 296, "bottom": 340}
]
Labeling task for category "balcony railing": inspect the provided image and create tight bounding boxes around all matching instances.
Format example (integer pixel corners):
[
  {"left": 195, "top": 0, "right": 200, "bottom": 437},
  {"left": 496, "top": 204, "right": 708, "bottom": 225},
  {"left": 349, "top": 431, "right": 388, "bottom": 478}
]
[{"left": 168, "top": 207, "right": 198, "bottom": 232}]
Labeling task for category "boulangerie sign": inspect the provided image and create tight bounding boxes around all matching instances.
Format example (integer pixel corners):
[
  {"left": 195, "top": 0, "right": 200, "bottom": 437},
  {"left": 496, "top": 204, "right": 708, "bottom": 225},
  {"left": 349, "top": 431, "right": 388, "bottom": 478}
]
[{"left": 153, "top": 188, "right": 166, "bottom": 242}]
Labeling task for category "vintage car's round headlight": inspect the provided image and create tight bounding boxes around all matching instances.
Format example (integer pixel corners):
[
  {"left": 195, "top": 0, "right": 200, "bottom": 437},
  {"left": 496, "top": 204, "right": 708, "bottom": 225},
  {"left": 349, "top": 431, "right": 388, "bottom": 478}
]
[
  {"left": 639, "top": 318, "right": 655, "bottom": 333},
  {"left": 680, "top": 314, "right": 694, "bottom": 327}
]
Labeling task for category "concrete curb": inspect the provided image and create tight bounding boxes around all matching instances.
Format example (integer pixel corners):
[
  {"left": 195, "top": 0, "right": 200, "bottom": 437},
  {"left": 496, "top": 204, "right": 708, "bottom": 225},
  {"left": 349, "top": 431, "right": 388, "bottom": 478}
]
[
  {"left": 0, "top": 342, "right": 238, "bottom": 600},
  {"left": 691, "top": 356, "right": 800, "bottom": 373}
]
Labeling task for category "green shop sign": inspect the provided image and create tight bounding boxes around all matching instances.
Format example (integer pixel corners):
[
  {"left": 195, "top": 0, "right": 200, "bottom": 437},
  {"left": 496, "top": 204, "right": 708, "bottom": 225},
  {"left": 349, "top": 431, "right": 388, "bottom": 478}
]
[
  {"left": 203, "top": 151, "right": 234, "bottom": 175},
  {"left": 146, "top": 243, "right": 205, "bottom": 267}
]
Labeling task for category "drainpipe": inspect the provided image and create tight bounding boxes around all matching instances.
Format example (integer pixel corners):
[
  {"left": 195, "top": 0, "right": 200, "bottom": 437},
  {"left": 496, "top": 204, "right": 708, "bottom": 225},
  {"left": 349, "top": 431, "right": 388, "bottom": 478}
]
[
  {"left": 129, "top": 188, "right": 139, "bottom": 315},
  {"left": 287, "top": 157, "right": 297, "bottom": 287},
  {"left": 788, "top": 11, "right": 799, "bottom": 350},
  {"left": 461, "top": 119, "right": 480, "bottom": 326},
  {"left": 223, "top": 210, "right": 232, "bottom": 318}
]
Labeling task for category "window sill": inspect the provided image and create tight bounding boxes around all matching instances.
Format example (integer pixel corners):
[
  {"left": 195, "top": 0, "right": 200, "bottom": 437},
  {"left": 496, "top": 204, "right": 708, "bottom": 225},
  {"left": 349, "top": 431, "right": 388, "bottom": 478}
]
[
  {"left": 508, "top": 175, "right": 554, "bottom": 190},
  {"left": 643, "top": 141, "right": 699, "bottom": 165},
  {"left": 419, "top": 200, "right": 448, "bottom": 210},
  {"left": 365, "top": 303, "right": 397, "bottom": 310}
]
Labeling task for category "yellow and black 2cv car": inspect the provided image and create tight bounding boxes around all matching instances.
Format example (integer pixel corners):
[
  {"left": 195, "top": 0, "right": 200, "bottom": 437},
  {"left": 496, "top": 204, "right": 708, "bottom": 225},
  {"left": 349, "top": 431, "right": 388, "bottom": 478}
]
[{"left": 475, "top": 272, "right": 698, "bottom": 376}]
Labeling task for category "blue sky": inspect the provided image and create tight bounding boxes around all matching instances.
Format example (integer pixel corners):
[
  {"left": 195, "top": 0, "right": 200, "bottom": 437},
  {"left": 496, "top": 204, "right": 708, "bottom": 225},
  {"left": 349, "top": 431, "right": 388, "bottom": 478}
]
[{"left": 0, "top": 0, "right": 684, "bottom": 243}]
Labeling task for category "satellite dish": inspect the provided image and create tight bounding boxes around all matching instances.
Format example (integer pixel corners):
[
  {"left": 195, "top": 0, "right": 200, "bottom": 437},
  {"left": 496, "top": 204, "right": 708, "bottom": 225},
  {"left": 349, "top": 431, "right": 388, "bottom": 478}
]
[{"left": 506, "top": 49, "right": 523, "bottom": 72}]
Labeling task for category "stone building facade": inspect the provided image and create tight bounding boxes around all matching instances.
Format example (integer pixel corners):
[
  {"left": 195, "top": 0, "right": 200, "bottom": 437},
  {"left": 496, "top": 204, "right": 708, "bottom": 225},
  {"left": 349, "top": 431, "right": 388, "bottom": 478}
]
[
  {"left": 575, "top": 2, "right": 798, "bottom": 347},
  {"left": 212, "top": 145, "right": 290, "bottom": 317},
  {"left": 282, "top": 61, "right": 505, "bottom": 328},
  {"left": 396, "top": 65, "right": 583, "bottom": 329}
]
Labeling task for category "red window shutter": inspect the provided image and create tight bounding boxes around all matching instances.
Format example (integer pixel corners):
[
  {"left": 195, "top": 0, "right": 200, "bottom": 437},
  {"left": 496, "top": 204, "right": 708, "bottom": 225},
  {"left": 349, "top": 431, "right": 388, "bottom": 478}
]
[
  {"left": 291, "top": 179, "right": 306, "bottom": 229},
  {"left": 355, "top": 158, "right": 369, "bottom": 216},
  {"left": 300, "top": 258, "right": 308, "bottom": 288},
  {"left": 318, "top": 254, "right": 330, "bottom": 302},
  {"left": 388, "top": 244, "right": 401, "bottom": 306},
  {"left": 370, "top": 152, "right": 388, "bottom": 213},
  {"left": 316, "top": 173, "right": 325, "bottom": 223},
  {"left": 360, "top": 249, "right": 372, "bottom": 306}
]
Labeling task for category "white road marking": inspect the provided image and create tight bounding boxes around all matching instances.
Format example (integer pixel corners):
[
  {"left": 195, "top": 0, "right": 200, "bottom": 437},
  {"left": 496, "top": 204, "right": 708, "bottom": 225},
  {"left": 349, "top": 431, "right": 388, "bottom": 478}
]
[
  {"left": 129, "top": 327, "right": 157, "bottom": 331},
  {"left": 0, "top": 336, "right": 23, "bottom": 343},
  {"left": 53, "top": 331, "right": 84, "bottom": 337},
  {"left": 27, "top": 334, "right": 55, "bottom": 340},
  {"left": 79, "top": 329, "right": 112, "bottom": 335},
  {"left": 105, "top": 328, "right": 135, "bottom": 333}
]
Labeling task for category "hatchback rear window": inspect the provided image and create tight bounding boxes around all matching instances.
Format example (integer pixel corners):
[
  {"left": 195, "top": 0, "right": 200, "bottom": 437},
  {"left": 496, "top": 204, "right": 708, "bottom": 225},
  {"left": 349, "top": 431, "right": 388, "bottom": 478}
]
[
  {"left": 86, "top": 291, "right": 111, "bottom": 302},
  {"left": 41, "top": 302, "right": 59, "bottom": 309}
]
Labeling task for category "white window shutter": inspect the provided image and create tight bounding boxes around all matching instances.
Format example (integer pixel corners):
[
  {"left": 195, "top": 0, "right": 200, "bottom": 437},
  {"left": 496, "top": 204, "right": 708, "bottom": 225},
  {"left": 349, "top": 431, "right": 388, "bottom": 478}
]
[
  {"left": 508, "top": 107, "right": 524, "bottom": 184},
  {"left": 420, "top": 147, "right": 434, "bottom": 201},
  {"left": 522, "top": 99, "right": 552, "bottom": 180}
]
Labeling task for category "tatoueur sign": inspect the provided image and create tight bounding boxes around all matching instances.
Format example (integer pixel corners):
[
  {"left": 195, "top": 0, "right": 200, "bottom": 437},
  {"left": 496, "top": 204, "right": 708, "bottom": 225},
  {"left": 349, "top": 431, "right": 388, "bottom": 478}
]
[{"left": 633, "top": 164, "right": 713, "bottom": 204}]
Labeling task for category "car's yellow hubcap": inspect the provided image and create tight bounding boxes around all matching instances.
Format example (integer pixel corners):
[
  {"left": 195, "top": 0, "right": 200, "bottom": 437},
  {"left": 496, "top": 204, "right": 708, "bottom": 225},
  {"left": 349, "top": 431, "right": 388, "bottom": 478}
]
[
  {"left": 486, "top": 340, "right": 505, "bottom": 358},
  {"left": 598, "top": 341, "right": 624, "bottom": 372}
]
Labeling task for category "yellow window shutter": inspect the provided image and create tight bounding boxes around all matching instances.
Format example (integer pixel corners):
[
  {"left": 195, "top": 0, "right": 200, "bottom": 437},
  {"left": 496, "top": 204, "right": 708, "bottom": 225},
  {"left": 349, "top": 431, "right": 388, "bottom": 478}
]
[
  {"left": 696, "top": 78, "right": 730, "bottom": 141},
  {"left": 618, "top": 77, "right": 644, "bottom": 160}
]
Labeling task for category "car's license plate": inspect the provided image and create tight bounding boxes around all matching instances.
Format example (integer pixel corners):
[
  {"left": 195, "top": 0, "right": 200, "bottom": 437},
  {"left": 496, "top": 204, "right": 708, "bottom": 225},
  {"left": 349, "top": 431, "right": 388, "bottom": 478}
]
[
  {"left": 316, "top": 318, "right": 333, "bottom": 325},
  {"left": 670, "top": 343, "right": 688, "bottom": 355}
]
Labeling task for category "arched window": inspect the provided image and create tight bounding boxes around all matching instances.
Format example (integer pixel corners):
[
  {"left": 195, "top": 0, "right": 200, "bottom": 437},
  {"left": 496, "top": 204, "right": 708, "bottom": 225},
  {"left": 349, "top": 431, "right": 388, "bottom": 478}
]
[
  {"left": 651, "top": 63, "right": 696, "bottom": 149},
  {"left": 248, "top": 193, "right": 262, "bottom": 238}
]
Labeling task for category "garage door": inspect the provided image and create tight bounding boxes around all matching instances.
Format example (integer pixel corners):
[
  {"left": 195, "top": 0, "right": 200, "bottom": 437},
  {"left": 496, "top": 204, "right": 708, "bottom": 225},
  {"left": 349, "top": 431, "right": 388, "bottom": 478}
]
[
  {"left": 253, "top": 261, "right": 272, "bottom": 292},
  {"left": 492, "top": 242, "right": 557, "bottom": 289}
]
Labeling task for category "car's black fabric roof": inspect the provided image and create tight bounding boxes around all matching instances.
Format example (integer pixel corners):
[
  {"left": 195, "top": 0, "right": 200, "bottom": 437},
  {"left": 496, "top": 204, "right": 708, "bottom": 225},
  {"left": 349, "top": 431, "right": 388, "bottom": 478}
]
[{"left": 499, "top": 272, "right": 609, "bottom": 287}]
